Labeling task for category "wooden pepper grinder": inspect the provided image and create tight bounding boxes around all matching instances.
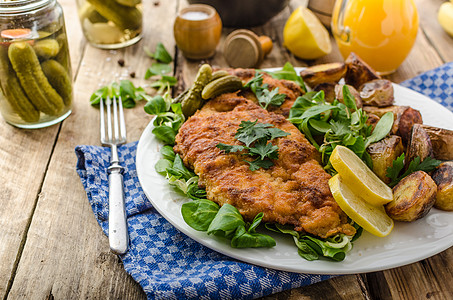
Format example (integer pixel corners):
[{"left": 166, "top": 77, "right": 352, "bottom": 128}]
[{"left": 223, "top": 29, "right": 273, "bottom": 68}]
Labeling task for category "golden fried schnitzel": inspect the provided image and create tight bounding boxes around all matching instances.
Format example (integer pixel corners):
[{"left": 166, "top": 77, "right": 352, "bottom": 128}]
[{"left": 174, "top": 91, "right": 356, "bottom": 238}]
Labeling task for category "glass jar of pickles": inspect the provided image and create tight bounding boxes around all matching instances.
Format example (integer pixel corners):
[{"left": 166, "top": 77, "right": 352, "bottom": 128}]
[
  {"left": 0, "top": 0, "right": 73, "bottom": 128},
  {"left": 76, "top": 0, "right": 142, "bottom": 49}
]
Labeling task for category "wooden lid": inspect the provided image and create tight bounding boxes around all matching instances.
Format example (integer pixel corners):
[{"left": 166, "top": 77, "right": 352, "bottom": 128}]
[{"left": 223, "top": 29, "right": 264, "bottom": 68}]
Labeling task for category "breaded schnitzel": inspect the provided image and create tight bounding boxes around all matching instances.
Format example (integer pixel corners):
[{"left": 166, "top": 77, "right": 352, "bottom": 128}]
[{"left": 174, "top": 92, "right": 356, "bottom": 238}]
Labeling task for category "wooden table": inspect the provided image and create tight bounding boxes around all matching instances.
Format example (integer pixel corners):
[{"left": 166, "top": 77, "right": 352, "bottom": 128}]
[{"left": 1, "top": 0, "right": 452, "bottom": 299}]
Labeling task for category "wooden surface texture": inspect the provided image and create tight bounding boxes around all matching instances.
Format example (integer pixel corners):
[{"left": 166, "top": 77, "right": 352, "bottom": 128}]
[{"left": 0, "top": 0, "right": 452, "bottom": 299}]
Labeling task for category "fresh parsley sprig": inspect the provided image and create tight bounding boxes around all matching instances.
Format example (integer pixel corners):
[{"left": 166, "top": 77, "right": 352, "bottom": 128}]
[
  {"left": 386, "top": 154, "right": 441, "bottom": 187},
  {"left": 244, "top": 71, "right": 287, "bottom": 110},
  {"left": 216, "top": 120, "right": 290, "bottom": 171}
]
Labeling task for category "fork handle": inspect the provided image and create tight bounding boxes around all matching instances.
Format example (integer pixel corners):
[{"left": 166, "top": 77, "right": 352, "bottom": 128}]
[{"left": 108, "top": 163, "right": 129, "bottom": 255}]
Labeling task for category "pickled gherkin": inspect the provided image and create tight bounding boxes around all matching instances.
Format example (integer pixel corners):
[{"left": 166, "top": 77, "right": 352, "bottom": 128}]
[
  {"left": 77, "top": 0, "right": 142, "bottom": 48},
  {"left": 33, "top": 39, "right": 60, "bottom": 60},
  {"left": 8, "top": 41, "right": 65, "bottom": 116},
  {"left": 41, "top": 60, "right": 72, "bottom": 106},
  {"left": 0, "top": 0, "right": 73, "bottom": 128},
  {"left": 0, "top": 46, "right": 40, "bottom": 122}
]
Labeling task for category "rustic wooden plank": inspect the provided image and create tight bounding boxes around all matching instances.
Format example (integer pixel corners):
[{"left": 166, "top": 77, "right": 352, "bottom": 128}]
[
  {"left": 366, "top": 248, "right": 453, "bottom": 300},
  {"left": 415, "top": 0, "right": 453, "bottom": 63},
  {"left": 0, "top": 0, "right": 85, "bottom": 298},
  {"left": 264, "top": 275, "right": 367, "bottom": 300},
  {"left": 7, "top": 0, "right": 176, "bottom": 298},
  {"left": 0, "top": 126, "right": 59, "bottom": 298}
]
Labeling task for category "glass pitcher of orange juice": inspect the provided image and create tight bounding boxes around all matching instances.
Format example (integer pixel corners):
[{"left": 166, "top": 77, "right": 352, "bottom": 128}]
[{"left": 332, "top": 0, "right": 419, "bottom": 75}]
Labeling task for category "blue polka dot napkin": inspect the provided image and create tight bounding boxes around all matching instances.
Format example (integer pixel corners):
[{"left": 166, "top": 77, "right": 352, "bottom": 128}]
[{"left": 76, "top": 62, "right": 453, "bottom": 300}]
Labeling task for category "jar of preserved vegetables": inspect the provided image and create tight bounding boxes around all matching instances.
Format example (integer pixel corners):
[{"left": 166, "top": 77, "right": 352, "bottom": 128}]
[
  {"left": 0, "top": 0, "right": 73, "bottom": 128},
  {"left": 76, "top": 0, "right": 142, "bottom": 49}
]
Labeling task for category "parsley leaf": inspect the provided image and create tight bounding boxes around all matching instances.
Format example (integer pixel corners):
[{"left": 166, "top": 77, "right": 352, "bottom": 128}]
[
  {"left": 243, "top": 72, "right": 286, "bottom": 110},
  {"left": 249, "top": 141, "right": 279, "bottom": 160},
  {"left": 386, "top": 153, "right": 442, "bottom": 187},
  {"left": 216, "top": 120, "right": 289, "bottom": 171},
  {"left": 246, "top": 158, "right": 275, "bottom": 171},
  {"left": 216, "top": 143, "right": 245, "bottom": 153},
  {"left": 257, "top": 88, "right": 287, "bottom": 109}
]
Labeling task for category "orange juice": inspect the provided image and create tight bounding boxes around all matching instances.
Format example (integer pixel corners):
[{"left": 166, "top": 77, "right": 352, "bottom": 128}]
[{"left": 332, "top": 0, "right": 419, "bottom": 74}]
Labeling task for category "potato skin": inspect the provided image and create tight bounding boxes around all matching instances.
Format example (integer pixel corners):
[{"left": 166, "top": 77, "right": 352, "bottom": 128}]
[
  {"left": 367, "top": 135, "right": 404, "bottom": 184},
  {"left": 344, "top": 52, "right": 381, "bottom": 89},
  {"left": 299, "top": 62, "right": 346, "bottom": 87},
  {"left": 363, "top": 105, "right": 423, "bottom": 144},
  {"left": 406, "top": 124, "right": 434, "bottom": 168},
  {"left": 334, "top": 84, "right": 363, "bottom": 108},
  {"left": 420, "top": 125, "right": 453, "bottom": 160},
  {"left": 359, "top": 79, "right": 395, "bottom": 107},
  {"left": 313, "top": 82, "right": 336, "bottom": 103},
  {"left": 432, "top": 161, "right": 453, "bottom": 211},
  {"left": 385, "top": 171, "right": 437, "bottom": 222},
  {"left": 366, "top": 113, "right": 381, "bottom": 132}
]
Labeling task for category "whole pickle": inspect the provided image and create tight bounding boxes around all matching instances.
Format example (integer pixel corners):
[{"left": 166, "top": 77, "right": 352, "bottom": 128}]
[
  {"left": 41, "top": 60, "right": 72, "bottom": 106},
  {"left": 201, "top": 75, "right": 243, "bottom": 100},
  {"left": 180, "top": 64, "right": 212, "bottom": 117},
  {"left": 86, "top": 0, "right": 142, "bottom": 30},
  {"left": 33, "top": 39, "right": 60, "bottom": 60},
  {"left": 8, "top": 42, "right": 64, "bottom": 116},
  {"left": 0, "top": 46, "right": 40, "bottom": 122}
]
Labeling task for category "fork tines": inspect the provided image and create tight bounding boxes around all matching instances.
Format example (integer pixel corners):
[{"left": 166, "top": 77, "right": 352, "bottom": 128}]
[{"left": 100, "top": 96, "right": 127, "bottom": 145}]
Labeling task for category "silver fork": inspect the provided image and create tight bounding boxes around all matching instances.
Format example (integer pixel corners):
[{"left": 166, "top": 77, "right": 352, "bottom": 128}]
[{"left": 100, "top": 95, "right": 129, "bottom": 255}]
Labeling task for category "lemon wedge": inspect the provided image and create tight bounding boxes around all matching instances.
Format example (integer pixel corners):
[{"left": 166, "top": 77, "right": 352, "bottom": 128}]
[
  {"left": 330, "top": 145, "right": 393, "bottom": 206},
  {"left": 329, "top": 174, "right": 394, "bottom": 237},
  {"left": 283, "top": 7, "right": 332, "bottom": 59},
  {"left": 438, "top": 2, "right": 453, "bottom": 37}
]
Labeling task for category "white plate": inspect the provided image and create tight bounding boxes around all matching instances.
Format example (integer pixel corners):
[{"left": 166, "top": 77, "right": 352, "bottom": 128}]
[{"left": 136, "top": 74, "right": 453, "bottom": 275}]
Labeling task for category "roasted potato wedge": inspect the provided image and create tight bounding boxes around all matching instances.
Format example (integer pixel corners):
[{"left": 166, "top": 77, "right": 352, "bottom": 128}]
[
  {"left": 313, "top": 82, "right": 336, "bottom": 103},
  {"left": 431, "top": 161, "right": 453, "bottom": 211},
  {"left": 363, "top": 105, "right": 423, "bottom": 144},
  {"left": 367, "top": 135, "right": 404, "bottom": 184},
  {"left": 420, "top": 125, "right": 453, "bottom": 160},
  {"left": 385, "top": 171, "right": 437, "bottom": 222},
  {"left": 359, "top": 79, "right": 395, "bottom": 107},
  {"left": 405, "top": 124, "right": 434, "bottom": 168},
  {"left": 299, "top": 62, "right": 347, "bottom": 87},
  {"left": 344, "top": 52, "right": 381, "bottom": 89},
  {"left": 335, "top": 84, "right": 363, "bottom": 108},
  {"left": 366, "top": 113, "right": 381, "bottom": 132}
]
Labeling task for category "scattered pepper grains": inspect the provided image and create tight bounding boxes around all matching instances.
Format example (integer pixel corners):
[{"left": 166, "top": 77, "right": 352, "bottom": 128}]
[{"left": 117, "top": 58, "right": 125, "bottom": 67}]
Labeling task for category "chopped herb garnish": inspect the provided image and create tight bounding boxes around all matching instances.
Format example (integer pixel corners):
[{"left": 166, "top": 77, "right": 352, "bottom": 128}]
[
  {"left": 216, "top": 120, "right": 289, "bottom": 170},
  {"left": 386, "top": 154, "right": 441, "bottom": 187}
]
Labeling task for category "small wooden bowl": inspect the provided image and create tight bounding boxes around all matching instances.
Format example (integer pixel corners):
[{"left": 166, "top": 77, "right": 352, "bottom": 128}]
[{"left": 173, "top": 4, "right": 222, "bottom": 59}]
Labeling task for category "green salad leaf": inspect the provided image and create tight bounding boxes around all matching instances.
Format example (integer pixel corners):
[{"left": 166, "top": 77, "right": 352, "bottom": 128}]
[
  {"left": 264, "top": 62, "right": 307, "bottom": 92},
  {"left": 90, "top": 80, "right": 150, "bottom": 108},
  {"left": 144, "top": 42, "right": 173, "bottom": 64},
  {"left": 266, "top": 223, "right": 357, "bottom": 261},
  {"left": 288, "top": 87, "right": 394, "bottom": 173}
]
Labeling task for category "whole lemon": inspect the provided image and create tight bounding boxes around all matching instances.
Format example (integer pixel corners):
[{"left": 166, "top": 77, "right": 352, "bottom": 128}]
[{"left": 283, "top": 7, "right": 332, "bottom": 60}]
